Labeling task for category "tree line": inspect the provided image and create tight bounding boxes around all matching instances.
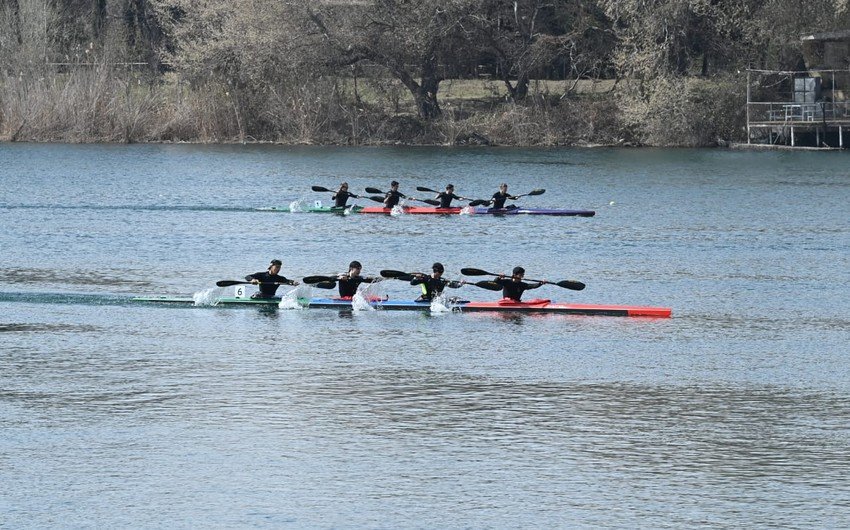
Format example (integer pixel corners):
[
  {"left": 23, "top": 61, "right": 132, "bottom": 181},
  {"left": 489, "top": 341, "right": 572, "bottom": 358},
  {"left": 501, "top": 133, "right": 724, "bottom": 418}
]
[{"left": 1, "top": 0, "right": 847, "bottom": 145}]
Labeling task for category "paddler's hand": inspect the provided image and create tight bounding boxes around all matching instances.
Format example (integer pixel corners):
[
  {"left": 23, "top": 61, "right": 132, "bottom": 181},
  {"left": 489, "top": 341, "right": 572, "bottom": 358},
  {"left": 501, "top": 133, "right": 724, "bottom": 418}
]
[{"left": 250, "top": 278, "right": 260, "bottom": 284}]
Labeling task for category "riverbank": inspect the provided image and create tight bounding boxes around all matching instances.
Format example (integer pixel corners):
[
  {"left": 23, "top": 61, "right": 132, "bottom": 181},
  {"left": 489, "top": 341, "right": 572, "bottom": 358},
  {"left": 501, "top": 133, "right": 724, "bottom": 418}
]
[{"left": 0, "top": 73, "right": 743, "bottom": 147}]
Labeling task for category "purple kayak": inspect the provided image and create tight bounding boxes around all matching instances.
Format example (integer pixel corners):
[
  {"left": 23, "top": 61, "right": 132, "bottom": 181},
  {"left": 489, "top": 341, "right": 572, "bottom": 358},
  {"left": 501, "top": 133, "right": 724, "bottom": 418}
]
[{"left": 471, "top": 207, "right": 595, "bottom": 217}]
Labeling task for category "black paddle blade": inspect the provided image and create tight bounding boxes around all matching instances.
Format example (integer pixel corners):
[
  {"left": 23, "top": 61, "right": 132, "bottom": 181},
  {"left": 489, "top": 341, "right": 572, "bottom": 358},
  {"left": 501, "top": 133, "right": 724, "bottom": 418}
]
[
  {"left": 474, "top": 281, "right": 502, "bottom": 291},
  {"left": 380, "top": 269, "right": 409, "bottom": 278},
  {"left": 468, "top": 200, "right": 489, "bottom": 207},
  {"left": 460, "top": 268, "right": 492, "bottom": 277},
  {"left": 416, "top": 186, "right": 438, "bottom": 193},
  {"left": 421, "top": 199, "right": 440, "bottom": 206},
  {"left": 368, "top": 196, "right": 386, "bottom": 203},
  {"left": 303, "top": 275, "right": 337, "bottom": 284},
  {"left": 313, "top": 281, "right": 337, "bottom": 289},
  {"left": 527, "top": 188, "right": 545, "bottom": 196},
  {"left": 556, "top": 280, "right": 585, "bottom": 291},
  {"left": 216, "top": 280, "right": 250, "bottom": 287},
  {"left": 365, "top": 187, "right": 383, "bottom": 194},
  {"left": 311, "top": 185, "right": 332, "bottom": 193}
]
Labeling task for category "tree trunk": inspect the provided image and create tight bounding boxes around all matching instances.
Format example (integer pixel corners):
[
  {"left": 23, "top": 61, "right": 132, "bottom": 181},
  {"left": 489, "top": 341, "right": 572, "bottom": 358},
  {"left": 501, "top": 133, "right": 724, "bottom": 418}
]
[
  {"left": 395, "top": 59, "right": 442, "bottom": 119},
  {"left": 9, "top": 0, "right": 22, "bottom": 45}
]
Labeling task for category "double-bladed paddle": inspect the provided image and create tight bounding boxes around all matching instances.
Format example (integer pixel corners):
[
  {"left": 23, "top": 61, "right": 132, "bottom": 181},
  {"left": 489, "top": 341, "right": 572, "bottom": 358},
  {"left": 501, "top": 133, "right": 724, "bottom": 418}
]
[
  {"left": 216, "top": 278, "right": 335, "bottom": 289},
  {"left": 216, "top": 279, "right": 300, "bottom": 287},
  {"left": 469, "top": 188, "right": 546, "bottom": 207},
  {"left": 380, "top": 269, "right": 501, "bottom": 291},
  {"left": 304, "top": 274, "right": 380, "bottom": 286},
  {"left": 460, "top": 268, "right": 586, "bottom": 291},
  {"left": 414, "top": 186, "right": 472, "bottom": 202},
  {"left": 311, "top": 185, "right": 359, "bottom": 198},
  {"left": 365, "top": 187, "right": 440, "bottom": 206}
]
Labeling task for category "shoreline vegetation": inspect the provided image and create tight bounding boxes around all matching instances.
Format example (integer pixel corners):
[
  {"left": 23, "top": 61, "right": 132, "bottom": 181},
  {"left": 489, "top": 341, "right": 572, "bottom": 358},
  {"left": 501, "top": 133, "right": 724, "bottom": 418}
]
[
  {"left": 0, "top": 69, "right": 744, "bottom": 147},
  {"left": 1, "top": 1, "right": 842, "bottom": 147}
]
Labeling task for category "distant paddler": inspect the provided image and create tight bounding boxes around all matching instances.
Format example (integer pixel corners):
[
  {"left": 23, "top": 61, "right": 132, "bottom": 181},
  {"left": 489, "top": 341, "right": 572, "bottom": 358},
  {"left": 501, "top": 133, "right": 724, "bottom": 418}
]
[
  {"left": 245, "top": 259, "right": 299, "bottom": 299},
  {"left": 472, "top": 184, "right": 546, "bottom": 209},
  {"left": 383, "top": 181, "right": 410, "bottom": 208},
  {"left": 332, "top": 182, "right": 360, "bottom": 208},
  {"left": 489, "top": 183, "right": 519, "bottom": 209},
  {"left": 337, "top": 260, "right": 380, "bottom": 299},
  {"left": 434, "top": 184, "right": 471, "bottom": 208}
]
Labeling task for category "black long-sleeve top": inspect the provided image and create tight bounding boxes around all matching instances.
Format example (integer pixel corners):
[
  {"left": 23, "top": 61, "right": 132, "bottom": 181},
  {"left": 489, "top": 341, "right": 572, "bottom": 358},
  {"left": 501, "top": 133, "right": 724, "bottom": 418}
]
[
  {"left": 410, "top": 276, "right": 462, "bottom": 301},
  {"left": 245, "top": 271, "right": 296, "bottom": 298},
  {"left": 494, "top": 277, "right": 543, "bottom": 301}
]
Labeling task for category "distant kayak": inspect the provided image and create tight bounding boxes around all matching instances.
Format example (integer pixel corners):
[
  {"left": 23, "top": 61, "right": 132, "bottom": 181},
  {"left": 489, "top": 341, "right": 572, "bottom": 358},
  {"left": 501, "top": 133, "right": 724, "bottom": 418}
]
[
  {"left": 258, "top": 205, "right": 595, "bottom": 217},
  {"left": 132, "top": 296, "right": 670, "bottom": 318}
]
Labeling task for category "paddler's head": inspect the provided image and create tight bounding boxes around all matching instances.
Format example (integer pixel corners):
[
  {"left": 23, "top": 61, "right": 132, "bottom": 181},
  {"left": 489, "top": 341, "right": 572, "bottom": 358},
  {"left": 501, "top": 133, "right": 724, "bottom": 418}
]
[
  {"left": 499, "top": 183, "right": 508, "bottom": 192},
  {"left": 446, "top": 184, "right": 454, "bottom": 192},
  {"left": 348, "top": 260, "right": 362, "bottom": 276},
  {"left": 432, "top": 262, "right": 445, "bottom": 278},
  {"left": 390, "top": 181, "right": 399, "bottom": 190},
  {"left": 269, "top": 259, "right": 282, "bottom": 274},
  {"left": 511, "top": 266, "right": 525, "bottom": 282}
]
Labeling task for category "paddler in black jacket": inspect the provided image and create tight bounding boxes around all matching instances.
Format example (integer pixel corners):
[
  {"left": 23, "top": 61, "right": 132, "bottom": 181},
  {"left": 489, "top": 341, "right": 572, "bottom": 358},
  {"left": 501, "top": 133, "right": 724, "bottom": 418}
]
[
  {"left": 434, "top": 184, "right": 470, "bottom": 208},
  {"left": 489, "top": 183, "right": 519, "bottom": 209},
  {"left": 337, "top": 260, "right": 379, "bottom": 298},
  {"left": 383, "top": 181, "right": 409, "bottom": 208},
  {"left": 410, "top": 262, "right": 465, "bottom": 301},
  {"left": 245, "top": 259, "right": 299, "bottom": 299},
  {"left": 495, "top": 266, "right": 545, "bottom": 301},
  {"left": 332, "top": 182, "right": 359, "bottom": 207}
]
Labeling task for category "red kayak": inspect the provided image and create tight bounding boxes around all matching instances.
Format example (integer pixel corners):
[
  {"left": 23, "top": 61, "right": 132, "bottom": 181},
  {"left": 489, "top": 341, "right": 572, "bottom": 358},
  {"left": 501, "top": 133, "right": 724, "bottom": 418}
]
[{"left": 461, "top": 298, "right": 672, "bottom": 318}]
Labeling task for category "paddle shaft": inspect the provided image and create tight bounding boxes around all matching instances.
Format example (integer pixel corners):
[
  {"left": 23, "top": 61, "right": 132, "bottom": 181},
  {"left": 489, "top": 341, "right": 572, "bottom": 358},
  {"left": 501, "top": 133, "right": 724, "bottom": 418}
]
[
  {"left": 460, "top": 268, "right": 584, "bottom": 291},
  {"left": 216, "top": 280, "right": 296, "bottom": 288},
  {"left": 380, "top": 269, "right": 499, "bottom": 290},
  {"left": 416, "top": 186, "right": 471, "bottom": 201}
]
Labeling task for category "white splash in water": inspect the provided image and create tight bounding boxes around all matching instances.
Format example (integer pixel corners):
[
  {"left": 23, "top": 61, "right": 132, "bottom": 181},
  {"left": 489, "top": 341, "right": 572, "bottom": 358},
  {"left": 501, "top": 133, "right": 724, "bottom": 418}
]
[
  {"left": 430, "top": 294, "right": 452, "bottom": 313},
  {"left": 193, "top": 288, "right": 220, "bottom": 306},
  {"left": 351, "top": 291, "right": 376, "bottom": 311},
  {"left": 391, "top": 204, "right": 405, "bottom": 216},
  {"left": 459, "top": 206, "right": 474, "bottom": 216},
  {"left": 278, "top": 285, "right": 309, "bottom": 309},
  {"left": 289, "top": 200, "right": 304, "bottom": 212}
]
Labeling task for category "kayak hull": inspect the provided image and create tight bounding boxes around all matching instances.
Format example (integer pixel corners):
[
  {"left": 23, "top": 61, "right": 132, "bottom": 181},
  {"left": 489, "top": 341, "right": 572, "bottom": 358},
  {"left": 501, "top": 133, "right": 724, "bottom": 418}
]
[
  {"left": 132, "top": 296, "right": 671, "bottom": 318},
  {"left": 476, "top": 207, "right": 595, "bottom": 217},
  {"left": 261, "top": 205, "right": 594, "bottom": 216}
]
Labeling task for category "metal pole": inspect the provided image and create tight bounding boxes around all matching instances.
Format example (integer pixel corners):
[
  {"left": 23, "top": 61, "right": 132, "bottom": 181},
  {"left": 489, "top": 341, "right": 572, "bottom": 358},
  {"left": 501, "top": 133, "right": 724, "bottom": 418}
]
[
  {"left": 791, "top": 126, "right": 795, "bottom": 147},
  {"left": 747, "top": 70, "right": 752, "bottom": 144}
]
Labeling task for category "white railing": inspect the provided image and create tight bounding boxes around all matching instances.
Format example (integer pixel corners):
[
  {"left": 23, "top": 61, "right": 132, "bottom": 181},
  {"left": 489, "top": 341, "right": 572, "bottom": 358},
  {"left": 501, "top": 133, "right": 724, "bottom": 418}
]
[{"left": 748, "top": 101, "right": 850, "bottom": 123}]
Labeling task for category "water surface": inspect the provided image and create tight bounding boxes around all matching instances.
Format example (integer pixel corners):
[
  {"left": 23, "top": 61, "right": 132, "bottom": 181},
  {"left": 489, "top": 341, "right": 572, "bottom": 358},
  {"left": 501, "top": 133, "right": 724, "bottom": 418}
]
[{"left": 1, "top": 143, "right": 849, "bottom": 528}]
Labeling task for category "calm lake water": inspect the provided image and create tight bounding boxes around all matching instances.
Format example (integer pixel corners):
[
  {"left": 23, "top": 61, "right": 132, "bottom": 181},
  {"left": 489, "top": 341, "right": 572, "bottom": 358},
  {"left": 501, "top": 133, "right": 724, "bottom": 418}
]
[{"left": 1, "top": 143, "right": 849, "bottom": 528}]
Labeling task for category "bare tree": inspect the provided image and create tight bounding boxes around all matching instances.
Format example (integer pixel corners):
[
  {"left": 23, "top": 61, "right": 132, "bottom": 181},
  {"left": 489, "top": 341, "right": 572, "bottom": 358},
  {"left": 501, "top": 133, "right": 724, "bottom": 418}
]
[{"left": 306, "top": 0, "right": 478, "bottom": 119}]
